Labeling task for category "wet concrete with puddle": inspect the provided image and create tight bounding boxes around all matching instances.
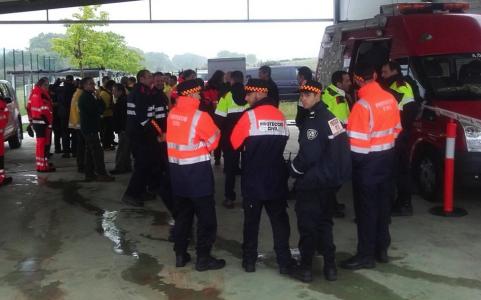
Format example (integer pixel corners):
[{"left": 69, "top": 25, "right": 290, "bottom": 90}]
[{"left": 1, "top": 136, "right": 481, "bottom": 300}]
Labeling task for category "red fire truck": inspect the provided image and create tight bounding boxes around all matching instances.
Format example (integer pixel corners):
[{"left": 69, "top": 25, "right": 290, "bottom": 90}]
[{"left": 317, "top": 2, "right": 481, "bottom": 201}]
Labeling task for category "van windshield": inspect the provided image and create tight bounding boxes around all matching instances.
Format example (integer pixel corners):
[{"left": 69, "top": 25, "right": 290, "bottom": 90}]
[{"left": 417, "top": 53, "right": 481, "bottom": 100}]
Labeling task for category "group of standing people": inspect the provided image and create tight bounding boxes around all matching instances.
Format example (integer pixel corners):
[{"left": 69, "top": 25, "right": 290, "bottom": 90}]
[{"left": 1, "top": 60, "right": 419, "bottom": 284}]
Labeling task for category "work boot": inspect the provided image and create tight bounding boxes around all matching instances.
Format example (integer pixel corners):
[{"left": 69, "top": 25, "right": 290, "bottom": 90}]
[
  {"left": 175, "top": 253, "right": 191, "bottom": 267},
  {"left": 242, "top": 261, "right": 256, "bottom": 273},
  {"left": 195, "top": 256, "right": 226, "bottom": 272},
  {"left": 323, "top": 265, "right": 338, "bottom": 281},
  {"left": 0, "top": 177, "right": 13, "bottom": 187},
  {"left": 222, "top": 198, "right": 235, "bottom": 209},
  {"left": 121, "top": 194, "right": 144, "bottom": 207},
  {"left": 290, "top": 265, "right": 313, "bottom": 283},
  {"left": 95, "top": 174, "right": 115, "bottom": 182},
  {"left": 279, "top": 258, "right": 297, "bottom": 275},
  {"left": 376, "top": 249, "right": 389, "bottom": 263},
  {"left": 340, "top": 255, "right": 375, "bottom": 270}
]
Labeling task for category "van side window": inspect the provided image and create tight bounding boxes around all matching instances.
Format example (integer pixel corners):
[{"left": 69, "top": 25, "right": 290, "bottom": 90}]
[{"left": 354, "top": 40, "right": 391, "bottom": 70}]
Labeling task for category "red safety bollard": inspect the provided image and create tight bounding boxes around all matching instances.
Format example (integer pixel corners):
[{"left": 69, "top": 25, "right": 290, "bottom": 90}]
[{"left": 430, "top": 119, "right": 468, "bottom": 217}]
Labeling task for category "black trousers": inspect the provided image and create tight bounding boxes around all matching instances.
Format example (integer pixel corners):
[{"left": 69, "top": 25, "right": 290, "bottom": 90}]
[
  {"left": 394, "top": 140, "right": 412, "bottom": 207},
  {"left": 83, "top": 133, "right": 108, "bottom": 178},
  {"left": 126, "top": 139, "right": 173, "bottom": 213},
  {"left": 223, "top": 148, "right": 240, "bottom": 201},
  {"left": 156, "top": 142, "right": 173, "bottom": 213},
  {"left": 173, "top": 195, "right": 217, "bottom": 257},
  {"left": 60, "top": 117, "right": 72, "bottom": 153},
  {"left": 101, "top": 116, "right": 115, "bottom": 148},
  {"left": 353, "top": 179, "right": 391, "bottom": 258},
  {"left": 295, "top": 189, "right": 336, "bottom": 267},
  {"left": 242, "top": 198, "right": 292, "bottom": 267},
  {"left": 114, "top": 131, "right": 132, "bottom": 172},
  {"left": 75, "top": 129, "right": 85, "bottom": 170},
  {"left": 126, "top": 139, "right": 159, "bottom": 197}
]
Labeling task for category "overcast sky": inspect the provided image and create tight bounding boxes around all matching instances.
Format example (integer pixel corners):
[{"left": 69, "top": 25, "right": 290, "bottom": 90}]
[{"left": 0, "top": 0, "right": 333, "bottom": 60}]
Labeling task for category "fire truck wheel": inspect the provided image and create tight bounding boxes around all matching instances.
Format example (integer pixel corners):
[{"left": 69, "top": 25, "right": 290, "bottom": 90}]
[{"left": 414, "top": 148, "right": 442, "bottom": 202}]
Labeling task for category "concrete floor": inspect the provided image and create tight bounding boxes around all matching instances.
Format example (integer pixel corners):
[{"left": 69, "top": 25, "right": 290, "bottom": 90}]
[{"left": 1, "top": 128, "right": 481, "bottom": 300}]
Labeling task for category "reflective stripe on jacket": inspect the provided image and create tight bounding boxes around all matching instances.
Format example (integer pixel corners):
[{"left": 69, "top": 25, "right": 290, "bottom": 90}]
[
  {"left": 347, "top": 81, "right": 401, "bottom": 155},
  {"left": 389, "top": 80, "right": 415, "bottom": 111},
  {"left": 167, "top": 95, "right": 220, "bottom": 198},
  {"left": 231, "top": 97, "right": 289, "bottom": 201}
]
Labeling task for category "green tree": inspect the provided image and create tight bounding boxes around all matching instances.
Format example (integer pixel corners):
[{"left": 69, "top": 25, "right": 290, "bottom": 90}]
[
  {"left": 52, "top": 6, "right": 107, "bottom": 76},
  {"left": 52, "top": 6, "right": 142, "bottom": 75}
]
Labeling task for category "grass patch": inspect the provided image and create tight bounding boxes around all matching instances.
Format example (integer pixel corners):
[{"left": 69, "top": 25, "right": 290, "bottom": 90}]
[{"left": 279, "top": 100, "right": 297, "bottom": 120}]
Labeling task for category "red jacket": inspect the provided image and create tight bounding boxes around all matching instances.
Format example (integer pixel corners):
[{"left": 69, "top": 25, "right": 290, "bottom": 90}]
[{"left": 27, "top": 86, "right": 53, "bottom": 126}]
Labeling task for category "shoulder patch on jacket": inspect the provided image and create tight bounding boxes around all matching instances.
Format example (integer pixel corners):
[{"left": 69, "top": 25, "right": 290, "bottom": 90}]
[
  {"left": 306, "top": 128, "right": 318, "bottom": 140},
  {"left": 327, "top": 118, "right": 344, "bottom": 137}
]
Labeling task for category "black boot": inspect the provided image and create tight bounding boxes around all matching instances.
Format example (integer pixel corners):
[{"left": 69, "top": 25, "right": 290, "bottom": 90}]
[
  {"left": 279, "top": 258, "right": 297, "bottom": 275},
  {"left": 376, "top": 249, "right": 389, "bottom": 263},
  {"left": 176, "top": 253, "right": 191, "bottom": 267},
  {"left": 195, "top": 256, "right": 226, "bottom": 272},
  {"left": 323, "top": 265, "right": 338, "bottom": 281},
  {"left": 290, "top": 264, "right": 313, "bottom": 283},
  {"left": 242, "top": 261, "right": 256, "bottom": 273},
  {"left": 340, "top": 255, "right": 375, "bottom": 270}
]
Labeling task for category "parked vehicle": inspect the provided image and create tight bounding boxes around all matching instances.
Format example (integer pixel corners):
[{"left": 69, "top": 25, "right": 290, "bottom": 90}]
[
  {"left": 0, "top": 80, "right": 22, "bottom": 149},
  {"left": 317, "top": 2, "right": 481, "bottom": 201},
  {"left": 247, "top": 66, "right": 300, "bottom": 100}
]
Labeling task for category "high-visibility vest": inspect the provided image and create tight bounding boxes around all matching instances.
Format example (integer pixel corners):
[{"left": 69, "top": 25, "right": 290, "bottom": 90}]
[
  {"left": 214, "top": 91, "right": 249, "bottom": 118},
  {"left": 347, "top": 81, "right": 401, "bottom": 154},
  {"left": 389, "top": 80, "right": 415, "bottom": 111},
  {"left": 167, "top": 96, "right": 220, "bottom": 165},
  {"left": 27, "top": 86, "right": 53, "bottom": 126},
  {"left": 322, "top": 84, "right": 350, "bottom": 124}
]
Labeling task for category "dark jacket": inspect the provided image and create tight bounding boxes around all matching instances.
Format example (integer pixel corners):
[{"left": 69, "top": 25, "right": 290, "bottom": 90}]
[
  {"left": 152, "top": 86, "right": 169, "bottom": 132},
  {"left": 78, "top": 90, "right": 105, "bottom": 135},
  {"left": 232, "top": 97, "right": 289, "bottom": 201},
  {"left": 113, "top": 94, "right": 127, "bottom": 132},
  {"left": 291, "top": 101, "right": 351, "bottom": 190},
  {"left": 126, "top": 83, "right": 157, "bottom": 142}
]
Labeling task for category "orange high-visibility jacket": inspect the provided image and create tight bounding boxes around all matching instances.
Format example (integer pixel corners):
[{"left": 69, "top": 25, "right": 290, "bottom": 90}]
[
  {"left": 347, "top": 81, "right": 401, "bottom": 154},
  {"left": 166, "top": 95, "right": 220, "bottom": 197}
]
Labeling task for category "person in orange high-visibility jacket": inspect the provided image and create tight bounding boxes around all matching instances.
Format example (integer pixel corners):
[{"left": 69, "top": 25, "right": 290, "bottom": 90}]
[
  {"left": 166, "top": 79, "right": 226, "bottom": 272},
  {"left": 341, "top": 64, "right": 401, "bottom": 271},
  {"left": 230, "top": 79, "right": 295, "bottom": 274},
  {"left": 0, "top": 96, "right": 12, "bottom": 187},
  {"left": 27, "top": 77, "right": 56, "bottom": 172}
]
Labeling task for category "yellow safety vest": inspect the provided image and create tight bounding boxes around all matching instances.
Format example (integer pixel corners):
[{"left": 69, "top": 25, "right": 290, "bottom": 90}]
[{"left": 322, "top": 84, "right": 350, "bottom": 124}]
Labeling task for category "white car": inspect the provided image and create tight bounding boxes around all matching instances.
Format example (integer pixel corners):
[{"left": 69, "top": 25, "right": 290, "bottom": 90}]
[{"left": 0, "top": 80, "right": 22, "bottom": 149}]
